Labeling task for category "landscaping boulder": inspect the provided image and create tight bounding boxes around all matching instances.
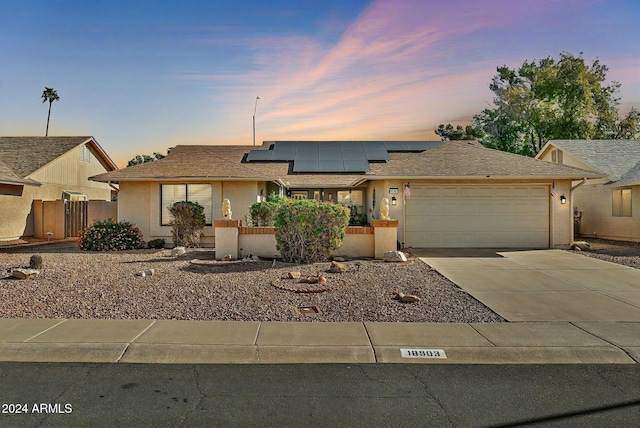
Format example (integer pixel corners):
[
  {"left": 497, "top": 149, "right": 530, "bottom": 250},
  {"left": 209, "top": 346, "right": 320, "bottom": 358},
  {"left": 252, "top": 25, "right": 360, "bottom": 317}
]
[
  {"left": 327, "top": 261, "right": 346, "bottom": 273},
  {"left": 171, "top": 246, "right": 186, "bottom": 257},
  {"left": 287, "top": 272, "right": 301, "bottom": 279},
  {"left": 384, "top": 251, "right": 407, "bottom": 262},
  {"left": 12, "top": 268, "right": 40, "bottom": 280},
  {"left": 570, "top": 241, "right": 591, "bottom": 251},
  {"left": 29, "top": 255, "right": 44, "bottom": 269}
]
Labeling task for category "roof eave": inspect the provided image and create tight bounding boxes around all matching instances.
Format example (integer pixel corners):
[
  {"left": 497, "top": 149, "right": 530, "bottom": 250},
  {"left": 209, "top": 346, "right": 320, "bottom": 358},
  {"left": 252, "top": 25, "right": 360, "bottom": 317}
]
[{"left": 90, "top": 175, "right": 277, "bottom": 183}]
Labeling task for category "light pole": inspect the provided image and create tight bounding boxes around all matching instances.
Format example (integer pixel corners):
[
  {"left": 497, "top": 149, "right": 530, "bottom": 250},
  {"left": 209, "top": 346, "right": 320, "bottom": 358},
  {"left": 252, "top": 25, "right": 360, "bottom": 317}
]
[{"left": 253, "top": 96, "right": 260, "bottom": 146}]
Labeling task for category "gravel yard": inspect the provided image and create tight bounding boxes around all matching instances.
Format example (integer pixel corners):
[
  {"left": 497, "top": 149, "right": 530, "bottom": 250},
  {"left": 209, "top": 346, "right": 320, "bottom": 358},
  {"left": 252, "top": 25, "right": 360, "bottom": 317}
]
[
  {"left": 567, "top": 238, "right": 640, "bottom": 269},
  {"left": 0, "top": 243, "right": 504, "bottom": 323},
  {"left": 3, "top": 238, "right": 637, "bottom": 323}
]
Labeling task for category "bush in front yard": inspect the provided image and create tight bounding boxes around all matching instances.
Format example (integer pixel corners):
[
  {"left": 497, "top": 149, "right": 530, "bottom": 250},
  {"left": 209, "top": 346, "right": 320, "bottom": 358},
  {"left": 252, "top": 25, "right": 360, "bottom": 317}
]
[
  {"left": 247, "top": 193, "right": 286, "bottom": 226},
  {"left": 169, "top": 201, "right": 206, "bottom": 247},
  {"left": 274, "top": 199, "right": 350, "bottom": 263},
  {"left": 78, "top": 219, "right": 145, "bottom": 251},
  {"left": 147, "top": 238, "right": 166, "bottom": 249}
]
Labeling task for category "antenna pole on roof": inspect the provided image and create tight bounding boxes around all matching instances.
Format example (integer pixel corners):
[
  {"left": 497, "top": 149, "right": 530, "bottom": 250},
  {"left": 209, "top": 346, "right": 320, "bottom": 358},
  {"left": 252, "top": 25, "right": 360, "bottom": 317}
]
[{"left": 253, "top": 96, "right": 260, "bottom": 146}]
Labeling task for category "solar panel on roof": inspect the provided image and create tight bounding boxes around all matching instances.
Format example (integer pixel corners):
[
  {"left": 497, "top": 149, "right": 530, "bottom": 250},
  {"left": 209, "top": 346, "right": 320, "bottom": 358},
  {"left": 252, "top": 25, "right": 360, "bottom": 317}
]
[
  {"left": 293, "top": 159, "right": 319, "bottom": 172},
  {"left": 343, "top": 160, "right": 370, "bottom": 172},
  {"left": 362, "top": 141, "right": 386, "bottom": 150},
  {"left": 320, "top": 142, "right": 342, "bottom": 150},
  {"left": 383, "top": 142, "right": 409, "bottom": 151},
  {"left": 318, "top": 160, "right": 345, "bottom": 172},
  {"left": 340, "top": 142, "right": 364, "bottom": 151},
  {"left": 341, "top": 150, "right": 365, "bottom": 160},
  {"left": 364, "top": 149, "right": 390, "bottom": 161},
  {"left": 245, "top": 150, "right": 273, "bottom": 161},
  {"left": 319, "top": 150, "right": 342, "bottom": 160},
  {"left": 274, "top": 141, "right": 297, "bottom": 150},
  {"left": 404, "top": 141, "right": 430, "bottom": 151}
]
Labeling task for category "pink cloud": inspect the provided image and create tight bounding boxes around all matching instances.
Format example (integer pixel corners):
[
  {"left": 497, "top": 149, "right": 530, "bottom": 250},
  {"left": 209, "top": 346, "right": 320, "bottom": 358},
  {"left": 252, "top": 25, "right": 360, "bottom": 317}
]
[{"left": 171, "top": 0, "right": 628, "bottom": 145}]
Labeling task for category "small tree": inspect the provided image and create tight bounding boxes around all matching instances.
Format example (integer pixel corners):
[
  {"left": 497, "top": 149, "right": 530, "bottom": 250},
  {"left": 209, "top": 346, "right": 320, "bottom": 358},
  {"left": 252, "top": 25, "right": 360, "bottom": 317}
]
[
  {"left": 169, "top": 201, "right": 206, "bottom": 247},
  {"left": 274, "top": 199, "right": 350, "bottom": 263},
  {"left": 247, "top": 193, "right": 286, "bottom": 226}
]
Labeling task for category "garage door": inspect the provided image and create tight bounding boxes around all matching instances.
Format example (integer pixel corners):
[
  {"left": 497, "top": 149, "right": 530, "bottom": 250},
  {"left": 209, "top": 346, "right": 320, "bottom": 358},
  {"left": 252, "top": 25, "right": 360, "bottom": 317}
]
[{"left": 405, "top": 185, "right": 549, "bottom": 248}]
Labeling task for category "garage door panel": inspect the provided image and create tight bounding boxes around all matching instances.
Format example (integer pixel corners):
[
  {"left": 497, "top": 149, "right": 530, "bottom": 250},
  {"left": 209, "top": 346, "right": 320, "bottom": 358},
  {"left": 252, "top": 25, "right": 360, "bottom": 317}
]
[{"left": 405, "top": 185, "right": 549, "bottom": 248}]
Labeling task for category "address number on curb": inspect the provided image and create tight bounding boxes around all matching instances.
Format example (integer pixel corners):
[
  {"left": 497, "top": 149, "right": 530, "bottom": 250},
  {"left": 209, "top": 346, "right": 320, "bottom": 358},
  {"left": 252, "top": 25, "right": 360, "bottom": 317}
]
[{"left": 400, "top": 349, "right": 447, "bottom": 359}]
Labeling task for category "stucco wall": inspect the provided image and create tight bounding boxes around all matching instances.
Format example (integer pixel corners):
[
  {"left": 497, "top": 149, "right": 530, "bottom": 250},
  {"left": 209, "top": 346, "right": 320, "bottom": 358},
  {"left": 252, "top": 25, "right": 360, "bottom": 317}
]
[
  {"left": 117, "top": 180, "right": 260, "bottom": 247},
  {"left": 575, "top": 184, "right": 640, "bottom": 241},
  {"left": 0, "top": 182, "right": 112, "bottom": 241},
  {"left": 237, "top": 227, "right": 376, "bottom": 259},
  {"left": 551, "top": 180, "right": 573, "bottom": 247}
]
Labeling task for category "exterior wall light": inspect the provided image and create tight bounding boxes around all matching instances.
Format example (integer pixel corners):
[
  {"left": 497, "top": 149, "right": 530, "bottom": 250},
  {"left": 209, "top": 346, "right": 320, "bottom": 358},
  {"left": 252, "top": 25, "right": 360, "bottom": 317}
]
[
  {"left": 560, "top": 194, "right": 567, "bottom": 204},
  {"left": 391, "top": 196, "right": 397, "bottom": 205}
]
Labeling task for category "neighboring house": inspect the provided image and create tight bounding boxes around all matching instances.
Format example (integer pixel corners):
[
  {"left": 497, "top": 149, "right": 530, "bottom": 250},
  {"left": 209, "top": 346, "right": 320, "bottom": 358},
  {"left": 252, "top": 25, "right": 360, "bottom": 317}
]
[
  {"left": 0, "top": 137, "right": 118, "bottom": 241},
  {"left": 91, "top": 140, "right": 600, "bottom": 249},
  {"left": 537, "top": 140, "right": 640, "bottom": 242}
]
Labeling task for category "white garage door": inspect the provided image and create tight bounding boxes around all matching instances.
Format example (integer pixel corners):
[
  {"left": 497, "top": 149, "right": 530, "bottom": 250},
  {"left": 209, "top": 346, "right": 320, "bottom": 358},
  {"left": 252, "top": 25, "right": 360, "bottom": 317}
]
[{"left": 405, "top": 185, "right": 549, "bottom": 248}]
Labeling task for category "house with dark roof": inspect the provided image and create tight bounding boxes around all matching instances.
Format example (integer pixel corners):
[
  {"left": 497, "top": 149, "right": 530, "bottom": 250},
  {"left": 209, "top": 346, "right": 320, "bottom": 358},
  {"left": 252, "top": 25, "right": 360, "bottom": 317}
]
[
  {"left": 0, "top": 137, "right": 118, "bottom": 241},
  {"left": 537, "top": 140, "right": 640, "bottom": 242},
  {"left": 91, "top": 140, "right": 601, "bottom": 249}
]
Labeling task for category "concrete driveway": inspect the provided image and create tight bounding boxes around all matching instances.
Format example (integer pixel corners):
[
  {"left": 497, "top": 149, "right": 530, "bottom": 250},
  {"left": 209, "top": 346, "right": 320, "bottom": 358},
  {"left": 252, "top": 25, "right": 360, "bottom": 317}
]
[{"left": 417, "top": 249, "right": 640, "bottom": 322}]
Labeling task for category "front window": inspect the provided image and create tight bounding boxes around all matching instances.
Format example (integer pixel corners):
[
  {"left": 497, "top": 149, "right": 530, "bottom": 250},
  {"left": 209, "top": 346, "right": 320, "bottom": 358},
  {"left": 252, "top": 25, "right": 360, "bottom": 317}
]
[
  {"left": 161, "top": 184, "right": 213, "bottom": 225},
  {"left": 612, "top": 188, "right": 632, "bottom": 217},
  {"left": 337, "top": 190, "right": 364, "bottom": 214}
]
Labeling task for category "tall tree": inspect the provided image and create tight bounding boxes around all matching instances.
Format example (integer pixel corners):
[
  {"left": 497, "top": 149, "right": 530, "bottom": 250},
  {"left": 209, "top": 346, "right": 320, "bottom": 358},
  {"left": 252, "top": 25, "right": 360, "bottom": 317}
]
[
  {"left": 41, "top": 87, "right": 60, "bottom": 137},
  {"left": 435, "top": 123, "right": 484, "bottom": 141},
  {"left": 473, "top": 52, "right": 627, "bottom": 155},
  {"left": 127, "top": 147, "right": 174, "bottom": 167}
]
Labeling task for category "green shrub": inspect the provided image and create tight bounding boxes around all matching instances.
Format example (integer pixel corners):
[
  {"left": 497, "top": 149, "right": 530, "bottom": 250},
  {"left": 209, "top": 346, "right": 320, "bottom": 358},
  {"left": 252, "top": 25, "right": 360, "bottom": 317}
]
[
  {"left": 78, "top": 219, "right": 145, "bottom": 251},
  {"left": 274, "top": 199, "right": 350, "bottom": 263},
  {"left": 247, "top": 193, "right": 286, "bottom": 226},
  {"left": 148, "top": 238, "right": 166, "bottom": 249},
  {"left": 349, "top": 213, "right": 369, "bottom": 226},
  {"left": 169, "top": 201, "right": 206, "bottom": 247}
]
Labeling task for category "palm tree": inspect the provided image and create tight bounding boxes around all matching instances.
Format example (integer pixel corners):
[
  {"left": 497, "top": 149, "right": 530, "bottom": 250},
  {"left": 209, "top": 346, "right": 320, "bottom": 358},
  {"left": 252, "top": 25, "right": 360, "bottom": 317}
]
[{"left": 41, "top": 87, "right": 60, "bottom": 137}]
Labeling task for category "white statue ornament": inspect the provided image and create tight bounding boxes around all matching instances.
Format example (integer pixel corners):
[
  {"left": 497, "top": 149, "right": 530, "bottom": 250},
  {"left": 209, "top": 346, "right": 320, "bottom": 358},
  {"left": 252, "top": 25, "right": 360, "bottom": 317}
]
[
  {"left": 222, "top": 198, "right": 232, "bottom": 219},
  {"left": 380, "top": 197, "right": 390, "bottom": 220}
]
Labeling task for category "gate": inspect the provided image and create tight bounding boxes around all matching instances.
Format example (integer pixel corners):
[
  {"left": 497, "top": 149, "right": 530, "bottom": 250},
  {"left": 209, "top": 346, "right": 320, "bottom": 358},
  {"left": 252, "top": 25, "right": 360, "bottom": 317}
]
[{"left": 65, "top": 200, "right": 88, "bottom": 238}]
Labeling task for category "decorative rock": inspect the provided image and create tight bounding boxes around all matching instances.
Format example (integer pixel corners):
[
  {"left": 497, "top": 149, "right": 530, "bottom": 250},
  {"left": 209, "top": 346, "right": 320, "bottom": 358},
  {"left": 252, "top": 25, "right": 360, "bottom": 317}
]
[
  {"left": 144, "top": 269, "right": 155, "bottom": 276},
  {"left": 135, "top": 271, "right": 146, "bottom": 277},
  {"left": 392, "top": 291, "right": 421, "bottom": 303},
  {"left": 383, "top": 251, "right": 407, "bottom": 262},
  {"left": 171, "top": 247, "right": 186, "bottom": 257},
  {"left": 29, "top": 254, "right": 44, "bottom": 270},
  {"left": 223, "top": 254, "right": 233, "bottom": 261},
  {"left": 570, "top": 241, "right": 591, "bottom": 251},
  {"left": 287, "top": 272, "right": 301, "bottom": 279},
  {"left": 327, "top": 261, "right": 346, "bottom": 273},
  {"left": 12, "top": 268, "right": 40, "bottom": 280},
  {"left": 332, "top": 256, "right": 347, "bottom": 262},
  {"left": 299, "top": 275, "right": 327, "bottom": 284}
]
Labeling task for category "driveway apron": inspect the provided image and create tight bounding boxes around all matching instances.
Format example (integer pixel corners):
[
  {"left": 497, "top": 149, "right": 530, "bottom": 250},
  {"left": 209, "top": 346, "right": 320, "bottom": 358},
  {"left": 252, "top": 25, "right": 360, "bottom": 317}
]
[{"left": 417, "top": 249, "right": 640, "bottom": 322}]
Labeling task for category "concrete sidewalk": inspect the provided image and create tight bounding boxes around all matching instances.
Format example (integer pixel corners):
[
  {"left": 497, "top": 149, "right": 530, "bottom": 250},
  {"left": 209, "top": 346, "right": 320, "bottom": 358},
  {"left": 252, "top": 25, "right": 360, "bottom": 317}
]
[{"left": 0, "top": 318, "right": 638, "bottom": 364}]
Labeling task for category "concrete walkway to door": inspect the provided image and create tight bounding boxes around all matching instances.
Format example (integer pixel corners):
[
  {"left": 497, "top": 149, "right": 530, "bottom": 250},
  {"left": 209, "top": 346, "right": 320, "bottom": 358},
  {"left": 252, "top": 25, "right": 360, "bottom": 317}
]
[{"left": 417, "top": 249, "right": 640, "bottom": 322}]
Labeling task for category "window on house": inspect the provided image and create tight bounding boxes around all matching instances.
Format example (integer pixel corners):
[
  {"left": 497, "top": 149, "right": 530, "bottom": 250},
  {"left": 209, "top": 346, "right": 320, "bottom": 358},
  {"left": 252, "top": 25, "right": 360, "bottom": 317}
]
[
  {"left": 551, "top": 149, "right": 563, "bottom": 164},
  {"left": 161, "top": 184, "right": 213, "bottom": 225},
  {"left": 337, "top": 190, "right": 364, "bottom": 214},
  {"left": 78, "top": 145, "right": 91, "bottom": 163},
  {"left": 612, "top": 188, "right": 632, "bottom": 217}
]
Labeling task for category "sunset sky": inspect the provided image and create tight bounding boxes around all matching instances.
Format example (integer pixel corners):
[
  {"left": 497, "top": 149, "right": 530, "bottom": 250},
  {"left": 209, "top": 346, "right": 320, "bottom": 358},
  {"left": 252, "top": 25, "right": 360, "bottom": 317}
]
[{"left": 1, "top": 0, "right": 639, "bottom": 167}]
